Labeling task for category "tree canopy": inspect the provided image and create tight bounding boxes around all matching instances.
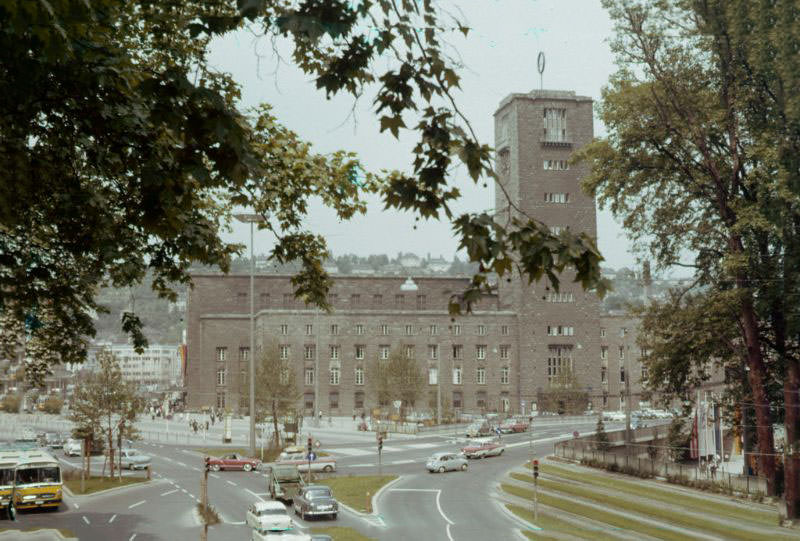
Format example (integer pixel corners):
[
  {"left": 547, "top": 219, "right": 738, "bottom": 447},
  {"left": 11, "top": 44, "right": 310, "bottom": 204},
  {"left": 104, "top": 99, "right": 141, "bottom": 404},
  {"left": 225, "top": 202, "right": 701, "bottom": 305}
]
[{"left": 0, "top": 0, "right": 607, "bottom": 384}]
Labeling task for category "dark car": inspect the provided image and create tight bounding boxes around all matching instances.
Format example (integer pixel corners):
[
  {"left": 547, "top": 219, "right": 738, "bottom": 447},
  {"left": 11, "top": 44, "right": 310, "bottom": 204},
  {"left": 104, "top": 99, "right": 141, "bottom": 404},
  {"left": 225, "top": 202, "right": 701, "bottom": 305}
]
[{"left": 292, "top": 485, "right": 338, "bottom": 521}]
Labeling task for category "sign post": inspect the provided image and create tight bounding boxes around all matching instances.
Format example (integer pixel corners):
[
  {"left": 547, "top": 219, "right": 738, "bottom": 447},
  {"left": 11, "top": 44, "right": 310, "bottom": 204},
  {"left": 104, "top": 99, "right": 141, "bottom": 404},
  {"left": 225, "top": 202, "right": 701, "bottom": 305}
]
[
  {"left": 377, "top": 434, "right": 383, "bottom": 477},
  {"left": 307, "top": 437, "right": 313, "bottom": 484},
  {"left": 532, "top": 459, "right": 539, "bottom": 521}
]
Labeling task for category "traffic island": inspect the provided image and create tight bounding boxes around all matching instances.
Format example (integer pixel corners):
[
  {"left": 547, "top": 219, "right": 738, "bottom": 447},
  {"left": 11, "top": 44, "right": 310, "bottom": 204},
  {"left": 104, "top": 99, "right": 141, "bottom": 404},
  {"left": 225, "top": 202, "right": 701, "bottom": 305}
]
[
  {"left": 310, "top": 527, "right": 374, "bottom": 541},
  {"left": 63, "top": 475, "right": 149, "bottom": 495},
  {"left": 315, "top": 475, "right": 398, "bottom": 514}
]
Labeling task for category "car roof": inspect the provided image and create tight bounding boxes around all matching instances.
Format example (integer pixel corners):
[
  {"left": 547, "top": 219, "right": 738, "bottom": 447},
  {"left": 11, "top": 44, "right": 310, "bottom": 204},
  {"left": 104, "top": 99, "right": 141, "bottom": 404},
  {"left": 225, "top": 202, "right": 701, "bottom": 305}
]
[
  {"left": 254, "top": 500, "right": 287, "bottom": 511},
  {"left": 304, "top": 485, "right": 331, "bottom": 491}
]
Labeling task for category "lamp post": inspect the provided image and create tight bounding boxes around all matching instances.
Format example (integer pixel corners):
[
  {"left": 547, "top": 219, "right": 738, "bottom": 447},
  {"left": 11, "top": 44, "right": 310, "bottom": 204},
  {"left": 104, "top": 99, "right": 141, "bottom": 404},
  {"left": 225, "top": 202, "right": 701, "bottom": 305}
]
[{"left": 234, "top": 213, "right": 265, "bottom": 458}]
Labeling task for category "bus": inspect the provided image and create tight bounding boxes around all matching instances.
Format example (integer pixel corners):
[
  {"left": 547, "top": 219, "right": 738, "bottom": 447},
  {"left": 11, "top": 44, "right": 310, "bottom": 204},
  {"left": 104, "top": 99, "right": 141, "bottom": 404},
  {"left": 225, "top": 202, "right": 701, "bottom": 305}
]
[
  {"left": 0, "top": 451, "right": 21, "bottom": 512},
  {"left": 12, "top": 450, "right": 62, "bottom": 510}
]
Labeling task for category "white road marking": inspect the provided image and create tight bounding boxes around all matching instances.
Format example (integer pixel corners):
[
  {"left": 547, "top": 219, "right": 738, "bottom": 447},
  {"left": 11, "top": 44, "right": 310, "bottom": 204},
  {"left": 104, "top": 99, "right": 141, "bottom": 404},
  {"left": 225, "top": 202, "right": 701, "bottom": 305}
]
[
  {"left": 128, "top": 500, "right": 146, "bottom": 509},
  {"left": 435, "top": 490, "right": 454, "bottom": 525},
  {"left": 82, "top": 516, "right": 90, "bottom": 525},
  {"left": 228, "top": 520, "right": 246, "bottom": 525},
  {"left": 161, "top": 489, "right": 179, "bottom": 496},
  {"left": 245, "top": 488, "right": 264, "bottom": 500},
  {"left": 391, "top": 460, "right": 414, "bottom": 465},
  {"left": 329, "top": 447, "right": 372, "bottom": 456},
  {"left": 73, "top": 503, "right": 80, "bottom": 509},
  {"left": 226, "top": 480, "right": 237, "bottom": 486},
  {"left": 129, "top": 535, "right": 137, "bottom": 541},
  {"left": 175, "top": 462, "right": 187, "bottom": 467},
  {"left": 190, "top": 467, "right": 201, "bottom": 472},
  {"left": 446, "top": 523, "right": 454, "bottom": 541},
  {"left": 405, "top": 443, "right": 439, "bottom": 449},
  {"left": 109, "top": 514, "right": 117, "bottom": 523},
  {"left": 389, "top": 488, "right": 439, "bottom": 492},
  {"left": 348, "top": 463, "right": 373, "bottom": 467},
  {"left": 181, "top": 489, "right": 188, "bottom": 493},
  {"left": 210, "top": 473, "right": 220, "bottom": 479}
]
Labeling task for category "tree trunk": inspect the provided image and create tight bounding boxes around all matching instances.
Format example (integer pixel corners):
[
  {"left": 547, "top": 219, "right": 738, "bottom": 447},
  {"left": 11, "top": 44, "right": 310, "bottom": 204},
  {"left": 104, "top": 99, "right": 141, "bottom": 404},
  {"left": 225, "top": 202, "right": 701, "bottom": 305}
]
[
  {"left": 740, "top": 298, "right": 777, "bottom": 494},
  {"left": 108, "top": 427, "right": 115, "bottom": 479},
  {"left": 784, "top": 358, "right": 800, "bottom": 519},
  {"left": 117, "top": 428, "right": 123, "bottom": 482},
  {"left": 272, "top": 399, "right": 280, "bottom": 449}
]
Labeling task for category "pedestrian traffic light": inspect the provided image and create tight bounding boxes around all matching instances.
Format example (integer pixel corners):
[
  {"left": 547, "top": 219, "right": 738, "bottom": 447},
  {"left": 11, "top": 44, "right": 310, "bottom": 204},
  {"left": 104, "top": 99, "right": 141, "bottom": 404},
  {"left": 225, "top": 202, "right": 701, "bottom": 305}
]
[
  {"left": 307, "top": 437, "right": 313, "bottom": 454},
  {"left": 377, "top": 435, "right": 383, "bottom": 452},
  {"left": 533, "top": 459, "right": 539, "bottom": 478},
  {"left": 204, "top": 457, "right": 211, "bottom": 472}
]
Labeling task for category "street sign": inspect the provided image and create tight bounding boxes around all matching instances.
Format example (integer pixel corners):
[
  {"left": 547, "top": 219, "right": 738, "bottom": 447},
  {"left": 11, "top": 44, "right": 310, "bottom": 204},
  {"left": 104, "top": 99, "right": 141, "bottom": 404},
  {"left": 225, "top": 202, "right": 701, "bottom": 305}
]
[
  {"left": 315, "top": 440, "right": 321, "bottom": 448},
  {"left": 573, "top": 431, "right": 579, "bottom": 439},
  {"left": 307, "top": 452, "right": 317, "bottom": 461},
  {"left": 494, "top": 427, "right": 502, "bottom": 435},
  {"left": 393, "top": 400, "right": 402, "bottom": 409}
]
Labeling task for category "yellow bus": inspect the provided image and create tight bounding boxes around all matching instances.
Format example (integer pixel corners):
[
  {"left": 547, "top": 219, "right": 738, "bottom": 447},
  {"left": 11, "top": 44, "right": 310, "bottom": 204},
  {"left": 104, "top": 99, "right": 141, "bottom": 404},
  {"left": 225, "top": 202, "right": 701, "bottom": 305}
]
[
  {"left": 13, "top": 450, "right": 62, "bottom": 510},
  {"left": 0, "top": 451, "right": 21, "bottom": 511}
]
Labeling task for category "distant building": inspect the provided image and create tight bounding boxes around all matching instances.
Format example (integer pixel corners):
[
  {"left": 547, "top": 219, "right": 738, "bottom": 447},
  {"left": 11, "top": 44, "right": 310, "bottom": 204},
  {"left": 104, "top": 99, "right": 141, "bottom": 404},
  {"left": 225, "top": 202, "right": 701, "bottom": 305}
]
[
  {"left": 83, "top": 342, "right": 182, "bottom": 392},
  {"left": 427, "top": 256, "right": 451, "bottom": 274}
]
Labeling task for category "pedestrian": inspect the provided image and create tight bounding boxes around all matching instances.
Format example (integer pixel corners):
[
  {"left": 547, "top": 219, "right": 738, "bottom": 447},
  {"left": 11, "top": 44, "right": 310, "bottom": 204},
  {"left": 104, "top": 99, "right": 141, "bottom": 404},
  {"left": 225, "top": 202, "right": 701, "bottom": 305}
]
[
  {"left": 205, "top": 421, "right": 209, "bottom": 431},
  {"left": 710, "top": 462, "right": 717, "bottom": 481}
]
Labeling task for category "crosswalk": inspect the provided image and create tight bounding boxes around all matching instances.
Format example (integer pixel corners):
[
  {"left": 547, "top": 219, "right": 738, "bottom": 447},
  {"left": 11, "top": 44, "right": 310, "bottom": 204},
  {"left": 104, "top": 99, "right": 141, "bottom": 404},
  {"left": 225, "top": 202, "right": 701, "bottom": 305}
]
[{"left": 329, "top": 441, "right": 440, "bottom": 457}]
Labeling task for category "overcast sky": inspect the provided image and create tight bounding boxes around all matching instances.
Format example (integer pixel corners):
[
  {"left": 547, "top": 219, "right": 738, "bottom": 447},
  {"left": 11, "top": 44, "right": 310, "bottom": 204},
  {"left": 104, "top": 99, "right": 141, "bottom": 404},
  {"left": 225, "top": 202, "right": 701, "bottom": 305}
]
[{"left": 209, "top": 0, "right": 650, "bottom": 272}]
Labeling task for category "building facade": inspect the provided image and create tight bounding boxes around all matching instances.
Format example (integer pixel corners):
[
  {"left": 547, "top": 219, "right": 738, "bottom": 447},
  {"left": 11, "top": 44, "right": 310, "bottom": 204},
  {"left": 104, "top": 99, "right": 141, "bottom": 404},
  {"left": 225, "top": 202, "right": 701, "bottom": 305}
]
[
  {"left": 185, "top": 89, "right": 650, "bottom": 415},
  {"left": 83, "top": 342, "right": 183, "bottom": 392}
]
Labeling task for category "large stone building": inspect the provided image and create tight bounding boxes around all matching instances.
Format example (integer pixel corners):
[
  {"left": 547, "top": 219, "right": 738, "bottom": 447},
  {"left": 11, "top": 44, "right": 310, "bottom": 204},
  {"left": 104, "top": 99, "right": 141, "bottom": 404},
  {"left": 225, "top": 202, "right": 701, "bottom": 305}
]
[{"left": 186, "top": 89, "right": 650, "bottom": 415}]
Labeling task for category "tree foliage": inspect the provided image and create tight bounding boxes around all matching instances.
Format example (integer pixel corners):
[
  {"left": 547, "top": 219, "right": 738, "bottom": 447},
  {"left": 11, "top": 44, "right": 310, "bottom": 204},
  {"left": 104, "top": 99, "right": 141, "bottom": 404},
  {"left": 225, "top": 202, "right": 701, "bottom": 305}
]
[
  {"left": 0, "top": 0, "right": 606, "bottom": 384},
  {"left": 595, "top": 417, "right": 611, "bottom": 452},
  {"left": 367, "top": 347, "right": 425, "bottom": 416},
  {"left": 537, "top": 367, "right": 589, "bottom": 415},
  {"left": 254, "top": 341, "right": 300, "bottom": 447}
]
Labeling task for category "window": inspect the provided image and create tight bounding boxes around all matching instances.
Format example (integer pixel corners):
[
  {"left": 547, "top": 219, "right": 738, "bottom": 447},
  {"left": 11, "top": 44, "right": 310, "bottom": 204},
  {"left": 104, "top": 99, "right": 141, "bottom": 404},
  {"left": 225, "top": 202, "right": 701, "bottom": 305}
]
[
  {"left": 283, "top": 293, "right": 293, "bottom": 308},
  {"left": 551, "top": 226, "right": 564, "bottom": 235},
  {"left": 601, "top": 346, "right": 608, "bottom": 359},
  {"left": 379, "top": 345, "right": 390, "bottom": 360},
  {"left": 216, "top": 367, "right": 226, "bottom": 386},
  {"left": 330, "top": 324, "right": 339, "bottom": 335},
  {"left": 477, "top": 324, "right": 487, "bottom": 335},
  {"left": 641, "top": 364, "right": 649, "bottom": 380},
  {"left": 452, "top": 391, "right": 462, "bottom": 409},
  {"left": 373, "top": 294, "right": 383, "bottom": 307},
  {"left": 280, "top": 345, "right": 290, "bottom": 360},
  {"left": 601, "top": 367, "right": 608, "bottom": 383},
  {"left": 260, "top": 293, "right": 270, "bottom": 307},
  {"left": 356, "top": 324, "right": 365, "bottom": 335},
  {"left": 501, "top": 325, "right": 509, "bottom": 336},
  {"left": 477, "top": 367, "right": 486, "bottom": 385},
  {"left": 428, "top": 367, "right": 438, "bottom": 385},
  {"left": 280, "top": 368, "right": 289, "bottom": 385},
  {"left": 499, "top": 345, "right": 510, "bottom": 359},
  {"left": 306, "top": 324, "right": 313, "bottom": 336},
  {"left": 216, "top": 347, "right": 227, "bottom": 362},
  {"left": 304, "top": 345, "right": 315, "bottom": 360},
  {"left": 304, "top": 368, "right": 315, "bottom": 386},
  {"left": 416, "top": 295, "right": 426, "bottom": 309},
  {"left": 237, "top": 292, "right": 247, "bottom": 303},
  {"left": 602, "top": 392, "right": 608, "bottom": 408},
  {"left": 355, "top": 367, "right": 364, "bottom": 386},
  {"left": 500, "top": 366, "right": 509, "bottom": 385},
  {"left": 600, "top": 327, "right": 606, "bottom": 338},
  {"left": 404, "top": 345, "right": 415, "bottom": 359},
  {"left": 330, "top": 345, "right": 340, "bottom": 360},
  {"left": 542, "top": 159, "right": 570, "bottom": 171},
  {"left": 304, "top": 392, "right": 314, "bottom": 409},
  {"left": 428, "top": 345, "right": 438, "bottom": 360},
  {"left": 351, "top": 294, "right": 361, "bottom": 307},
  {"left": 429, "top": 324, "right": 438, "bottom": 335},
  {"left": 405, "top": 324, "right": 414, "bottom": 336},
  {"left": 547, "top": 291, "right": 574, "bottom": 303},
  {"left": 619, "top": 346, "right": 625, "bottom": 360},
  {"left": 547, "top": 345, "right": 573, "bottom": 384},
  {"left": 280, "top": 324, "right": 288, "bottom": 336},
  {"left": 452, "top": 345, "right": 463, "bottom": 359},
  {"left": 380, "top": 324, "right": 390, "bottom": 335},
  {"left": 620, "top": 367, "right": 627, "bottom": 383},
  {"left": 395, "top": 294, "right": 404, "bottom": 308},
  {"left": 546, "top": 325, "right": 574, "bottom": 336},
  {"left": 355, "top": 345, "right": 365, "bottom": 360},
  {"left": 354, "top": 391, "right": 365, "bottom": 409},
  {"left": 543, "top": 107, "right": 567, "bottom": 142},
  {"left": 476, "top": 345, "right": 486, "bottom": 360},
  {"left": 620, "top": 392, "right": 626, "bottom": 407},
  {"left": 544, "top": 192, "right": 570, "bottom": 203},
  {"left": 452, "top": 366, "right": 462, "bottom": 385},
  {"left": 239, "top": 347, "right": 250, "bottom": 362},
  {"left": 452, "top": 324, "right": 461, "bottom": 336},
  {"left": 329, "top": 365, "right": 340, "bottom": 385},
  {"left": 620, "top": 327, "right": 627, "bottom": 338},
  {"left": 216, "top": 392, "right": 225, "bottom": 409},
  {"left": 329, "top": 392, "right": 339, "bottom": 409}
]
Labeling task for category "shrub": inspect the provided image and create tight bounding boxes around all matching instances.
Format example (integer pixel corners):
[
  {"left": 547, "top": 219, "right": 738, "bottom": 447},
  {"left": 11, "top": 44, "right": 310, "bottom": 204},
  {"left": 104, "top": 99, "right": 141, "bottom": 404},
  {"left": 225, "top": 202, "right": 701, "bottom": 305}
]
[
  {"left": 42, "top": 396, "right": 63, "bottom": 414},
  {"left": 1, "top": 393, "right": 21, "bottom": 413},
  {"left": 595, "top": 417, "right": 611, "bottom": 452}
]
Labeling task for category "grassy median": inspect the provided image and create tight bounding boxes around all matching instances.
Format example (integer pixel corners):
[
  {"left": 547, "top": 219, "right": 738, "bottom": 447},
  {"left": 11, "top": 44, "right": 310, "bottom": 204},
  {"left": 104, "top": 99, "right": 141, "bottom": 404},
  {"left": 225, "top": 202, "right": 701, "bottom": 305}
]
[
  {"left": 505, "top": 504, "right": 619, "bottom": 541},
  {"left": 538, "top": 463, "right": 778, "bottom": 527},
  {"left": 311, "top": 527, "right": 374, "bottom": 541},
  {"left": 64, "top": 475, "right": 148, "bottom": 495},
  {"left": 315, "top": 475, "right": 397, "bottom": 513}
]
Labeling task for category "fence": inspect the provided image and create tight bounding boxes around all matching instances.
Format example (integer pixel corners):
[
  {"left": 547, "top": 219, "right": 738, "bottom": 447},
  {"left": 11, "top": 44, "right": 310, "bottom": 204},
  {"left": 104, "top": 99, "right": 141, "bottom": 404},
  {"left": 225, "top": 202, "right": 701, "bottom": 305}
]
[{"left": 554, "top": 440, "right": 767, "bottom": 495}]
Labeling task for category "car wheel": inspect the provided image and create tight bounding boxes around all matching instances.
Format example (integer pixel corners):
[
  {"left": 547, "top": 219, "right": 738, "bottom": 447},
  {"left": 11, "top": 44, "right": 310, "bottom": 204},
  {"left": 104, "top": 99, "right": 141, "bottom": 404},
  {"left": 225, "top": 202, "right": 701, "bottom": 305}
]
[
  {"left": 243, "top": 463, "right": 252, "bottom": 472},
  {"left": 461, "top": 463, "right": 467, "bottom": 471},
  {"left": 211, "top": 464, "right": 220, "bottom": 472},
  {"left": 438, "top": 466, "right": 445, "bottom": 473},
  {"left": 323, "top": 465, "right": 333, "bottom": 473}
]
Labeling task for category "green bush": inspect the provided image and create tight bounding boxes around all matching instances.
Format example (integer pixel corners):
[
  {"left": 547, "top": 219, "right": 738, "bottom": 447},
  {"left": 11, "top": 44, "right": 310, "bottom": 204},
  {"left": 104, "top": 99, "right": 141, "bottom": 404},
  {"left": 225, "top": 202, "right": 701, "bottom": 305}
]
[
  {"left": 1, "top": 393, "right": 21, "bottom": 413},
  {"left": 42, "top": 396, "right": 63, "bottom": 414}
]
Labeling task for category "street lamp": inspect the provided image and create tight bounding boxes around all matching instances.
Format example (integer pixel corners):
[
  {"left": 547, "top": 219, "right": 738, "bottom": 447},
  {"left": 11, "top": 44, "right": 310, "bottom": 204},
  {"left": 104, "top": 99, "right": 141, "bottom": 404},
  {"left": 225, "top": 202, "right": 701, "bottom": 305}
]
[{"left": 233, "top": 212, "right": 265, "bottom": 458}]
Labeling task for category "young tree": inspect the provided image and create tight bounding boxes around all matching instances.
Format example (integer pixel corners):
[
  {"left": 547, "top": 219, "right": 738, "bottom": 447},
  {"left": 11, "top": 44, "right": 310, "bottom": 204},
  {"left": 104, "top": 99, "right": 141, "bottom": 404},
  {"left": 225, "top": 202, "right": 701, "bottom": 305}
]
[
  {"left": 367, "top": 348, "right": 425, "bottom": 419},
  {"left": 537, "top": 367, "right": 589, "bottom": 415},
  {"left": 70, "top": 350, "right": 140, "bottom": 478},
  {"left": 254, "top": 342, "right": 300, "bottom": 448},
  {"left": 595, "top": 417, "right": 611, "bottom": 452}
]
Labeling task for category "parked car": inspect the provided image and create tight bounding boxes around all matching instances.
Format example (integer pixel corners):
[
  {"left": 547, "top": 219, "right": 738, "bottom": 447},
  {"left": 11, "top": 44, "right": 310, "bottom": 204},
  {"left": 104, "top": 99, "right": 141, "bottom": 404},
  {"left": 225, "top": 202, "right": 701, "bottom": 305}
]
[
  {"left": 64, "top": 439, "right": 82, "bottom": 457},
  {"left": 460, "top": 439, "right": 505, "bottom": 459},
  {"left": 499, "top": 419, "right": 529, "bottom": 434},
  {"left": 41, "top": 432, "right": 65, "bottom": 449},
  {"left": 426, "top": 452, "right": 468, "bottom": 473},
  {"left": 292, "top": 485, "right": 339, "bottom": 520},
  {"left": 119, "top": 448, "right": 151, "bottom": 470},
  {"left": 246, "top": 500, "right": 294, "bottom": 531},
  {"left": 465, "top": 421, "right": 493, "bottom": 438},
  {"left": 277, "top": 452, "right": 336, "bottom": 473},
  {"left": 206, "top": 453, "right": 260, "bottom": 472}
]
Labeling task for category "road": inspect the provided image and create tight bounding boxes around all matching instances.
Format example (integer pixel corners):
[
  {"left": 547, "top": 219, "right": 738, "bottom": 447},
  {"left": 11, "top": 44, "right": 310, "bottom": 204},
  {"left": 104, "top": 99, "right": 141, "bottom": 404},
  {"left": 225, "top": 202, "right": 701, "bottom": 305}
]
[{"left": 2, "top": 418, "right": 626, "bottom": 540}]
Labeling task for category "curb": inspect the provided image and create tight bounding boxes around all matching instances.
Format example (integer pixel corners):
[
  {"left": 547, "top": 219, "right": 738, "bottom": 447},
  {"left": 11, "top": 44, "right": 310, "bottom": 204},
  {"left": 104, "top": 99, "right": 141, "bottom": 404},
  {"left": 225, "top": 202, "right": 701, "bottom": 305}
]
[
  {"left": 492, "top": 485, "right": 543, "bottom": 534},
  {"left": 338, "top": 475, "right": 404, "bottom": 522},
  {"left": 0, "top": 529, "right": 79, "bottom": 541},
  {"left": 63, "top": 477, "right": 162, "bottom": 501}
]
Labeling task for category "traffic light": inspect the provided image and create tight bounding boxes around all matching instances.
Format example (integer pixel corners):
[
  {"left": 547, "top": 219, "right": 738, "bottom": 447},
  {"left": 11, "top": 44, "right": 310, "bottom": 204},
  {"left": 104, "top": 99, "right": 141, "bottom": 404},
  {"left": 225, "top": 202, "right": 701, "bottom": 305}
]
[
  {"left": 307, "top": 437, "right": 313, "bottom": 454},
  {"left": 533, "top": 459, "right": 539, "bottom": 478},
  {"left": 204, "top": 457, "right": 211, "bottom": 472},
  {"left": 377, "top": 435, "right": 383, "bottom": 452}
]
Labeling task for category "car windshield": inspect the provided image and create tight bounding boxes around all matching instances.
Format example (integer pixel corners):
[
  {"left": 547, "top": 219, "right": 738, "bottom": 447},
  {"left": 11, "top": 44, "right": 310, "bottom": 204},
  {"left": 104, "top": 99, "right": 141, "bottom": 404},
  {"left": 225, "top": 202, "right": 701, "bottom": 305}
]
[
  {"left": 307, "top": 490, "right": 331, "bottom": 499},
  {"left": 16, "top": 466, "right": 60, "bottom": 484},
  {"left": 0, "top": 468, "right": 14, "bottom": 486}
]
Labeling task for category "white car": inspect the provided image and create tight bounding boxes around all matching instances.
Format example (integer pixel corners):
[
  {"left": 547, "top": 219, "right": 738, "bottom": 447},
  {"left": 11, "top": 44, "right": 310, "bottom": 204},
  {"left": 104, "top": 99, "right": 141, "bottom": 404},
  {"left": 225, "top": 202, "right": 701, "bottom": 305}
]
[
  {"left": 119, "top": 449, "right": 151, "bottom": 470},
  {"left": 277, "top": 452, "right": 336, "bottom": 473},
  {"left": 64, "top": 439, "right": 82, "bottom": 457},
  {"left": 251, "top": 530, "right": 311, "bottom": 541},
  {"left": 246, "top": 500, "right": 294, "bottom": 531}
]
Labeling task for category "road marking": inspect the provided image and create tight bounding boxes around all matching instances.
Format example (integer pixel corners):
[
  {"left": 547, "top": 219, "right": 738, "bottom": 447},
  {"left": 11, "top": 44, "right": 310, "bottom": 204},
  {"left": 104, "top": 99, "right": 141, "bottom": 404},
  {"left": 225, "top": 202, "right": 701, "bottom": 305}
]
[
  {"left": 228, "top": 520, "right": 246, "bottom": 525},
  {"left": 175, "top": 462, "right": 187, "bottom": 467},
  {"left": 161, "top": 489, "right": 179, "bottom": 496},
  {"left": 109, "top": 514, "right": 117, "bottom": 523},
  {"left": 405, "top": 443, "right": 439, "bottom": 449},
  {"left": 389, "top": 488, "right": 439, "bottom": 492},
  {"left": 226, "top": 480, "right": 237, "bottom": 486},
  {"left": 82, "top": 516, "right": 90, "bottom": 525},
  {"left": 128, "top": 500, "right": 146, "bottom": 509},
  {"left": 245, "top": 488, "right": 264, "bottom": 500},
  {"left": 391, "top": 460, "right": 414, "bottom": 465},
  {"left": 129, "top": 535, "right": 137, "bottom": 541},
  {"left": 446, "top": 523, "right": 454, "bottom": 541},
  {"left": 329, "top": 447, "right": 372, "bottom": 456},
  {"left": 348, "top": 463, "right": 373, "bottom": 467},
  {"left": 210, "top": 474, "right": 220, "bottom": 479},
  {"left": 181, "top": 489, "right": 188, "bottom": 493},
  {"left": 435, "top": 490, "right": 454, "bottom": 525},
  {"left": 73, "top": 503, "right": 80, "bottom": 509},
  {"left": 190, "top": 467, "right": 201, "bottom": 472}
]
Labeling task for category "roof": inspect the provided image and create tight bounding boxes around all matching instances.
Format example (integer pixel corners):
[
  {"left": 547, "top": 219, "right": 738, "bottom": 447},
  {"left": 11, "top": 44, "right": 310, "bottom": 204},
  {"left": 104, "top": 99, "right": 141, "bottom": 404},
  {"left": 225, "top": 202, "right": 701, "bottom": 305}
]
[
  {"left": 254, "top": 500, "right": 287, "bottom": 511},
  {"left": 14, "top": 451, "right": 58, "bottom": 468}
]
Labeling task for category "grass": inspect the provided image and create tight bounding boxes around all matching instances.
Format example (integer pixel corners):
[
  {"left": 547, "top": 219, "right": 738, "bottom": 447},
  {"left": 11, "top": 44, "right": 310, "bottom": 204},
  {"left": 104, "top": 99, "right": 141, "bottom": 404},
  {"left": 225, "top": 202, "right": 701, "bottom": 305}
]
[
  {"left": 511, "top": 472, "right": 787, "bottom": 541},
  {"left": 0, "top": 528, "right": 75, "bottom": 538},
  {"left": 501, "top": 483, "right": 696, "bottom": 540},
  {"left": 537, "top": 462, "right": 778, "bottom": 527},
  {"left": 315, "top": 475, "right": 397, "bottom": 513},
  {"left": 506, "top": 504, "right": 619, "bottom": 541},
  {"left": 311, "top": 526, "right": 374, "bottom": 541},
  {"left": 64, "top": 475, "right": 148, "bottom": 495},
  {"left": 196, "top": 502, "right": 220, "bottom": 525}
]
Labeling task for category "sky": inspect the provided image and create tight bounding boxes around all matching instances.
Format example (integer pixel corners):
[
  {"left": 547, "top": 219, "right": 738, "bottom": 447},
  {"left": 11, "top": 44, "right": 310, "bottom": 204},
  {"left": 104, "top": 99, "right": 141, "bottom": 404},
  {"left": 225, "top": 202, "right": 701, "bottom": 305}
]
[{"left": 208, "top": 0, "right": 649, "bottom": 272}]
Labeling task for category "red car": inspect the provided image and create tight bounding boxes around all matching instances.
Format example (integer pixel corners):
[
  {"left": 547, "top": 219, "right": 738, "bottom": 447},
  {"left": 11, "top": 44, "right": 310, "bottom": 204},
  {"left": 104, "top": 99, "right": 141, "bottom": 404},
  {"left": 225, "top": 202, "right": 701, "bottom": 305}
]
[
  {"left": 206, "top": 453, "right": 260, "bottom": 472},
  {"left": 460, "top": 439, "right": 506, "bottom": 459},
  {"left": 499, "top": 419, "right": 529, "bottom": 433}
]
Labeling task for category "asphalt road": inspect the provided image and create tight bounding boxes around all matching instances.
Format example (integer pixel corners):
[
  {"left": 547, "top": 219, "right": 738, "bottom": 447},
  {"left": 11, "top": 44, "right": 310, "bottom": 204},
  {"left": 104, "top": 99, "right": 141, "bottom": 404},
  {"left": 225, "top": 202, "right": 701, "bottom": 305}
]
[{"left": 2, "top": 419, "right": 625, "bottom": 540}]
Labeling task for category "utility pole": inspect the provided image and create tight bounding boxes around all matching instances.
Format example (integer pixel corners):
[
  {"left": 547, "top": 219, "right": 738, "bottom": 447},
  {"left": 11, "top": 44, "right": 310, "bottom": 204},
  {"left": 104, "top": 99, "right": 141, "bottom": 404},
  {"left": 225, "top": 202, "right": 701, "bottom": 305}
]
[
  {"left": 532, "top": 459, "right": 539, "bottom": 521},
  {"left": 624, "top": 354, "right": 631, "bottom": 453},
  {"left": 377, "top": 434, "right": 383, "bottom": 477},
  {"left": 202, "top": 457, "right": 209, "bottom": 541},
  {"left": 306, "top": 436, "right": 313, "bottom": 485}
]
